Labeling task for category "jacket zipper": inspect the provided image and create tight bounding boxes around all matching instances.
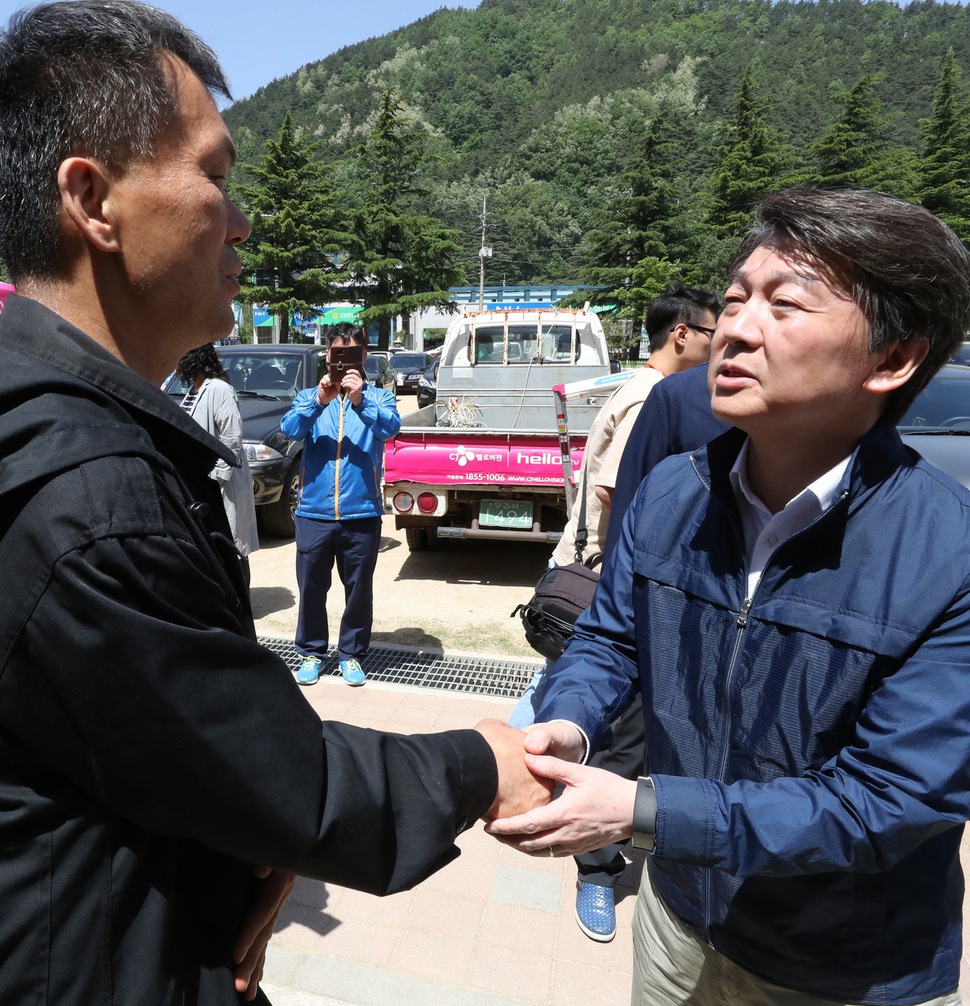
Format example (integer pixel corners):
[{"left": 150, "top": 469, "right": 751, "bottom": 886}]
[
  {"left": 696, "top": 490, "right": 849, "bottom": 937},
  {"left": 333, "top": 396, "right": 345, "bottom": 520},
  {"left": 693, "top": 451, "right": 850, "bottom": 939}
]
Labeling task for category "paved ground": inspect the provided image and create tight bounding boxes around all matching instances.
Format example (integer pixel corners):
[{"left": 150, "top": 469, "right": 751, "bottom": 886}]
[{"left": 251, "top": 513, "right": 970, "bottom": 1004}]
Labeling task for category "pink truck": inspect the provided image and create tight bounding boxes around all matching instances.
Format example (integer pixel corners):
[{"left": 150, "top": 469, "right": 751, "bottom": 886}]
[{"left": 383, "top": 308, "right": 624, "bottom": 551}]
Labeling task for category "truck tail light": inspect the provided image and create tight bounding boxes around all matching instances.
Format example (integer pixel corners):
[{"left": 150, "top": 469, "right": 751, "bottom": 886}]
[
  {"left": 416, "top": 492, "right": 438, "bottom": 514},
  {"left": 392, "top": 491, "right": 415, "bottom": 513}
]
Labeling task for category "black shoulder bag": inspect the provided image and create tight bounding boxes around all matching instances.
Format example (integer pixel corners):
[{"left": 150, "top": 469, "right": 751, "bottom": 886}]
[{"left": 511, "top": 468, "right": 602, "bottom": 660}]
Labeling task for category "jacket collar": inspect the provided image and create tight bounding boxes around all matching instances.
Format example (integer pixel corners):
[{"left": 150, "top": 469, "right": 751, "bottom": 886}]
[
  {"left": 0, "top": 294, "right": 236, "bottom": 469},
  {"left": 700, "top": 418, "right": 909, "bottom": 511}
]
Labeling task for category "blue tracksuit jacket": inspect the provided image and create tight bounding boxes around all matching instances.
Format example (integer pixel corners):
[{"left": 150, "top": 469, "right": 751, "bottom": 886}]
[{"left": 280, "top": 384, "right": 400, "bottom": 521}]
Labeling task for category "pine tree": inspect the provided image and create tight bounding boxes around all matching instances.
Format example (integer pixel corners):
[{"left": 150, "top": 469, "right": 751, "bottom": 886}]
[
  {"left": 234, "top": 113, "right": 350, "bottom": 344},
  {"left": 707, "top": 64, "right": 792, "bottom": 243},
  {"left": 344, "top": 91, "right": 465, "bottom": 350},
  {"left": 581, "top": 109, "right": 694, "bottom": 343},
  {"left": 919, "top": 49, "right": 970, "bottom": 246},
  {"left": 806, "top": 73, "right": 921, "bottom": 198}
]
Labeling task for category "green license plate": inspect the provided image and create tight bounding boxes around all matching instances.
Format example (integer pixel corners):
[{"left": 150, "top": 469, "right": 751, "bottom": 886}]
[{"left": 480, "top": 499, "right": 533, "bottom": 529}]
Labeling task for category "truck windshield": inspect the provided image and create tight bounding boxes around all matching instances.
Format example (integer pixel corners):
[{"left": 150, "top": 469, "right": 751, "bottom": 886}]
[{"left": 472, "top": 324, "right": 579, "bottom": 364}]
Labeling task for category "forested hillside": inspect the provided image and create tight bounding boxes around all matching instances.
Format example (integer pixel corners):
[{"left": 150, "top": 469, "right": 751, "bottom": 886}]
[{"left": 224, "top": 0, "right": 970, "bottom": 293}]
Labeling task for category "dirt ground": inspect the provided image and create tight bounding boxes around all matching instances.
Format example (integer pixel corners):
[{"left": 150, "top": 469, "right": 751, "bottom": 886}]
[{"left": 248, "top": 394, "right": 552, "bottom": 659}]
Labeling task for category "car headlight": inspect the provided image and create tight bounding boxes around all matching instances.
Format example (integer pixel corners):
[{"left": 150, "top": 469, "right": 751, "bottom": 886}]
[
  {"left": 264, "top": 430, "right": 291, "bottom": 454},
  {"left": 243, "top": 441, "right": 285, "bottom": 463}
]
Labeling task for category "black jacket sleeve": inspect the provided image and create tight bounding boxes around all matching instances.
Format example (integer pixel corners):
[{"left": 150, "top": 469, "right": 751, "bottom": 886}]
[{"left": 0, "top": 454, "right": 497, "bottom": 896}]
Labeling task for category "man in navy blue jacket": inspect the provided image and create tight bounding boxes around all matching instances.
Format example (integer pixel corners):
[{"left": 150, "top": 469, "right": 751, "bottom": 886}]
[{"left": 490, "top": 188, "right": 970, "bottom": 1005}]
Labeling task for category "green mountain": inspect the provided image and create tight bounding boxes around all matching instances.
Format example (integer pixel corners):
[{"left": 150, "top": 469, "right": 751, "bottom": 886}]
[{"left": 224, "top": 0, "right": 970, "bottom": 288}]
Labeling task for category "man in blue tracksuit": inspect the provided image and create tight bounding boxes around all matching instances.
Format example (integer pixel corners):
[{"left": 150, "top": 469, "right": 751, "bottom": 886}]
[
  {"left": 281, "top": 324, "right": 400, "bottom": 686},
  {"left": 490, "top": 188, "right": 970, "bottom": 1005}
]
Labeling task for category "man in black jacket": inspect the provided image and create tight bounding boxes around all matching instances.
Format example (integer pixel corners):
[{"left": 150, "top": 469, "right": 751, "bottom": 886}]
[{"left": 0, "top": 4, "right": 550, "bottom": 1003}]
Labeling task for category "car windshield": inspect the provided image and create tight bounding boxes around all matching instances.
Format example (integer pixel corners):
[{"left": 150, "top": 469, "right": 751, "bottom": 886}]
[
  {"left": 392, "top": 353, "right": 429, "bottom": 370},
  {"left": 219, "top": 352, "right": 306, "bottom": 399},
  {"left": 897, "top": 366, "right": 970, "bottom": 433}
]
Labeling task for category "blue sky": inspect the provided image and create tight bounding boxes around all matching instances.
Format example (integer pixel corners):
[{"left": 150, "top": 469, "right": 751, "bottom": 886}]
[{"left": 0, "top": 0, "right": 482, "bottom": 102}]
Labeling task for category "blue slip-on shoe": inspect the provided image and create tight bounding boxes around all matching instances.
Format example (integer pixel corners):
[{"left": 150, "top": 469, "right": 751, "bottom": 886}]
[
  {"left": 296, "top": 655, "right": 322, "bottom": 686},
  {"left": 339, "top": 658, "right": 366, "bottom": 687},
  {"left": 575, "top": 880, "right": 616, "bottom": 942}
]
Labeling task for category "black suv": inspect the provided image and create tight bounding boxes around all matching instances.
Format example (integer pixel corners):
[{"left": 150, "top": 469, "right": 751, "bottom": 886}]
[
  {"left": 165, "top": 344, "right": 329, "bottom": 538},
  {"left": 389, "top": 351, "right": 432, "bottom": 393}
]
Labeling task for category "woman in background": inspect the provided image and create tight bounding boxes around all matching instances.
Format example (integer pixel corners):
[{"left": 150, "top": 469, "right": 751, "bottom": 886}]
[{"left": 175, "top": 344, "right": 260, "bottom": 583}]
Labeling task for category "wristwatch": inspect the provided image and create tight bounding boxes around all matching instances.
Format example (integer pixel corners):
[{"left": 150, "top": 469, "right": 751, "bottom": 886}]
[{"left": 631, "top": 776, "right": 657, "bottom": 853}]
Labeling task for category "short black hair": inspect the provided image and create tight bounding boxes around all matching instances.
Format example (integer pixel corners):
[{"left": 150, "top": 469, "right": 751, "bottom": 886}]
[
  {"left": 735, "top": 188, "right": 970, "bottom": 422},
  {"left": 174, "top": 343, "right": 228, "bottom": 383},
  {"left": 0, "top": 0, "right": 229, "bottom": 281},
  {"left": 325, "top": 323, "right": 366, "bottom": 347},
  {"left": 646, "top": 285, "right": 722, "bottom": 353}
]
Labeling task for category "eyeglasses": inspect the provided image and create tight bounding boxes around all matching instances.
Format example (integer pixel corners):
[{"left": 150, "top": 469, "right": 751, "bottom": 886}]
[{"left": 687, "top": 323, "right": 716, "bottom": 338}]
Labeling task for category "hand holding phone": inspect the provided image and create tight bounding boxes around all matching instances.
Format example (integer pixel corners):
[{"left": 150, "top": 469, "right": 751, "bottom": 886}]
[{"left": 328, "top": 345, "right": 363, "bottom": 384}]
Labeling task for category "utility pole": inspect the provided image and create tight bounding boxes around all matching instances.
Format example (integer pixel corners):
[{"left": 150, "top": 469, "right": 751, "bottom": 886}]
[{"left": 478, "top": 196, "right": 492, "bottom": 311}]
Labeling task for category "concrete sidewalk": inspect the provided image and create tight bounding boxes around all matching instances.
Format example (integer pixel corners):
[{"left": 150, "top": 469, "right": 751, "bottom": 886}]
[
  {"left": 261, "top": 677, "right": 639, "bottom": 1006},
  {"left": 259, "top": 672, "right": 970, "bottom": 1005}
]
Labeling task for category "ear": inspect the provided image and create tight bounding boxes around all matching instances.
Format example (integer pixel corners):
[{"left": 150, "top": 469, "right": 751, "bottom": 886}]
[
  {"left": 57, "top": 157, "right": 119, "bottom": 254},
  {"left": 863, "top": 338, "right": 929, "bottom": 396},
  {"left": 670, "top": 323, "right": 689, "bottom": 351}
]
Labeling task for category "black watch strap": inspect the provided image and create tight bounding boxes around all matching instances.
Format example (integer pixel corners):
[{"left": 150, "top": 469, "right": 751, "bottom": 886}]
[{"left": 631, "top": 776, "right": 657, "bottom": 852}]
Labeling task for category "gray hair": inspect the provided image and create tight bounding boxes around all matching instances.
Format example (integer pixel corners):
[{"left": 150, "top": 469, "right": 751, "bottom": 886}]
[
  {"left": 0, "top": 0, "right": 230, "bottom": 280},
  {"left": 734, "top": 188, "right": 970, "bottom": 422}
]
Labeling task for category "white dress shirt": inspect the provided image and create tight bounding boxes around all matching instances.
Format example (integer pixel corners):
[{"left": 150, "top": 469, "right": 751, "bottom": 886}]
[{"left": 729, "top": 439, "right": 851, "bottom": 600}]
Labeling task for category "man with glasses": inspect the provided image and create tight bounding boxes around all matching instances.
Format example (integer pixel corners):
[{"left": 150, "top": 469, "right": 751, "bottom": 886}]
[{"left": 509, "top": 284, "right": 720, "bottom": 942}]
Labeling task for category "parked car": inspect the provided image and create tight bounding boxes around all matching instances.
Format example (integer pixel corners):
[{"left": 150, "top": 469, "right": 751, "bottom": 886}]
[
  {"left": 415, "top": 355, "right": 440, "bottom": 408},
  {"left": 898, "top": 364, "right": 970, "bottom": 490},
  {"left": 164, "top": 344, "right": 328, "bottom": 538},
  {"left": 363, "top": 353, "right": 397, "bottom": 393},
  {"left": 950, "top": 343, "right": 970, "bottom": 367},
  {"left": 389, "top": 351, "right": 431, "bottom": 393}
]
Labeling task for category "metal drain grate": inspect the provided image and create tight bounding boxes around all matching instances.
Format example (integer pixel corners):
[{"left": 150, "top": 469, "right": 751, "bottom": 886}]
[{"left": 258, "top": 636, "right": 542, "bottom": 698}]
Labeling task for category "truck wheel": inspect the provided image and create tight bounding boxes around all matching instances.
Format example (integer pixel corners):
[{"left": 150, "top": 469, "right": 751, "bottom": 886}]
[
  {"left": 259, "top": 456, "right": 300, "bottom": 538},
  {"left": 405, "top": 527, "right": 428, "bottom": 551}
]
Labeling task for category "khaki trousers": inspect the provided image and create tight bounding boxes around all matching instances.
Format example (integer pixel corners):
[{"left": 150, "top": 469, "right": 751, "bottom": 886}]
[{"left": 631, "top": 869, "right": 962, "bottom": 1006}]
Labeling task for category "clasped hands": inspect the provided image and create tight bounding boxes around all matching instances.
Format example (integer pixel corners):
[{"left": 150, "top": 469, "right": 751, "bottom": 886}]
[{"left": 473, "top": 719, "right": 637, "bottom": 858}]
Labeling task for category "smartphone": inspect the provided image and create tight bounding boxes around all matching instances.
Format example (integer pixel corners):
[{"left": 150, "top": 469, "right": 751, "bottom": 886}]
[{"left": 328, "top": 344, "right": 364, "bottom": 383}]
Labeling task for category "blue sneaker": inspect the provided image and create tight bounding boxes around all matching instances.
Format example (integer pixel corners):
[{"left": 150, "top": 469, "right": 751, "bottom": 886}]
[
  {"left": 296, "top": 655, "right": 321, "bottom": 686},
  {"left": 339, "top": 658, "right": 366, "bottom": 687},
  {"left": 575, "top": 880, "right": 616, "bottom": 942}
]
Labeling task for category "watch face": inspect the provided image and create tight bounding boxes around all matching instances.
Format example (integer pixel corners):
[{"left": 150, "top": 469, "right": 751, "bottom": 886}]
[{"left": 632, "top": 828, "right": 656, "bottom": 853}]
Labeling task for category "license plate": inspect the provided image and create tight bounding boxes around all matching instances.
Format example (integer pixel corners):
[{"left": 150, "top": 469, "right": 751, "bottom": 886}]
[{"left": 480, "top": 499, "right": 533, "bottom": 529}]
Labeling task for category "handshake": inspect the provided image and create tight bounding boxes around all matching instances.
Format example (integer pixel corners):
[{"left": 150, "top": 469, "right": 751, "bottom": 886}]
[{"left": 472, "top": 719, "right": 637, "bottom": 859}]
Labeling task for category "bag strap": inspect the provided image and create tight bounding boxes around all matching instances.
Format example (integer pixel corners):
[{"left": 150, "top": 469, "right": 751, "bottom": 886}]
[{"left": 573, "top": 461, "right": 590, "bottom": 563}]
